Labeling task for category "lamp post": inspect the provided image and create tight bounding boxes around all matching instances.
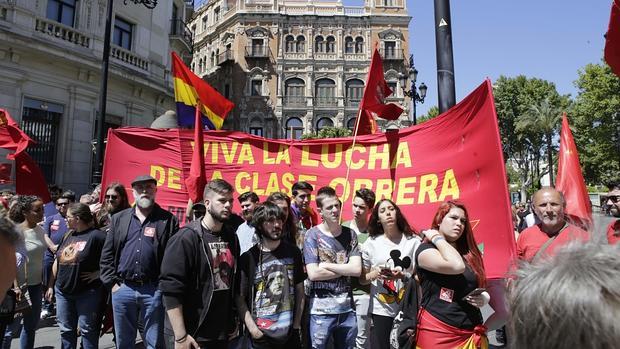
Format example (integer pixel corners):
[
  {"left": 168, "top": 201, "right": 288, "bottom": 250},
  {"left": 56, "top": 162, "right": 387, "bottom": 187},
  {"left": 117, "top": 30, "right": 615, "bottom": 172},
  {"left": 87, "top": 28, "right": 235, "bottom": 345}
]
[
  {"left": 92, "top": 0, "right": 159, "bottom": 185},
  {"left": 398, "top": 54, "right": 428, "bottom": 125}
]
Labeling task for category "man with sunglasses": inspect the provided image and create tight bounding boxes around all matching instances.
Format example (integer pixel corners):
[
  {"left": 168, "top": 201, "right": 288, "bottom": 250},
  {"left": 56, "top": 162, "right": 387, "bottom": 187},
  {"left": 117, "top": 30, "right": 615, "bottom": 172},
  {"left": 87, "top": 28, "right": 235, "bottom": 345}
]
[
  {"left": 606, "top": 185, "right": 620, "bottom": 244},
  {"left": 100, "top": 175, "right": 179, "bottom": 348},
  {"left": 40, "top": 193, "right": 74, "bottom": 319}
]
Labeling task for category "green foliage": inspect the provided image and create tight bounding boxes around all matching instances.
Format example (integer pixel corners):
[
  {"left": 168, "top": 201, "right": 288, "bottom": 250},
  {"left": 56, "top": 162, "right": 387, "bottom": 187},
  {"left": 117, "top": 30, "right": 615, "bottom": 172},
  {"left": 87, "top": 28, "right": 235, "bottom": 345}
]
[
  {"left": 302, "top": 127, "right": 352, "bottom": 140},
  {"left": 418, "top": 106, "right": 440, "bottom": 123},
  {"left": 570, "top": 63, "right": 620, "bottom": 185}
]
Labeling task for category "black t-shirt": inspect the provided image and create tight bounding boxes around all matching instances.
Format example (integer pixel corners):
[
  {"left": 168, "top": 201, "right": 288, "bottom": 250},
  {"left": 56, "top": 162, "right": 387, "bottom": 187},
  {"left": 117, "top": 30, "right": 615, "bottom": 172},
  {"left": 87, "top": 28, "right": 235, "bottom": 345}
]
[
  {"left": 414, "top": 243, "right": 483, "bottom": 329},
  {"left": 196, "top": 228, "right": 237, "bottom": 342},
  {"left": 55, "top": 228, "right": 107, "bottom": 294},
  {"left": 239, "top": 241, "right": 306, "bottom": 347}
]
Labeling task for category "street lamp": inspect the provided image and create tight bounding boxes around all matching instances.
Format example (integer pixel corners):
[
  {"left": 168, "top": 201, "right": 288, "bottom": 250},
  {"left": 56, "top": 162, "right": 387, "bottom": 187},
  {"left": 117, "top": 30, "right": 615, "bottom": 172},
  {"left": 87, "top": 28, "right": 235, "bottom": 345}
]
[
  {"left": 93, "top": 0, "right": 159, "bottom": 184},
  {"left": 398, "top": 54, "right": 428, "bottom": 125}
]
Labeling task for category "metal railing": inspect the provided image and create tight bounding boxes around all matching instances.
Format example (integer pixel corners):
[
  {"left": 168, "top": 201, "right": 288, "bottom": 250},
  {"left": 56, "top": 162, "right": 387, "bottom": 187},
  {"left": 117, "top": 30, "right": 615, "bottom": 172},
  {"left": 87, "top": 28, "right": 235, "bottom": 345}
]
[
  {"left": 170, "top": 19, "right": 193, "bottom": 50},
  {"left": 314, "top": 97, "right": 338, "bottom": 106},
  {"left": 346, "top": 99, "right": 361, "bottom": 107},
  {"left": 283, "top": 96, "right": 306, "bottom": 107},
  {"left": 379, "top": 48, "right": 404, "bottom": 60},
  {"left": 245, "top": 45, "right": 270, "bottom": 58}
]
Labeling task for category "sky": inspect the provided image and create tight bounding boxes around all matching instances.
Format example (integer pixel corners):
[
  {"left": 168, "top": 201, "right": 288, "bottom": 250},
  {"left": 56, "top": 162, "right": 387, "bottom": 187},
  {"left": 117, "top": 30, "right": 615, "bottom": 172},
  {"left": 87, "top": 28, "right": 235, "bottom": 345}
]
[{"left": 342, "top": 0, "right": 612, "bottom": 116}]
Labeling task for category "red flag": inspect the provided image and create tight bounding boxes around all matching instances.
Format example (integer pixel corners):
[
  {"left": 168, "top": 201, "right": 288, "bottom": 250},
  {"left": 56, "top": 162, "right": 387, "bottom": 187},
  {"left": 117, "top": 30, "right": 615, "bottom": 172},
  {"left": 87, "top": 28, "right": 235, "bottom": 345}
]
[
  {"left": 15, "top": 151, "right": 51, "bottom": 203},
  {"left": 0, "top": 109, "right": 34, "bottom": 159},
  {"left": 355, "top": 48, "right": 404, "bottom": 135},
  {"left": 605, "top": 0, "right": 620, "bottom": 76},
  {"left": 184, "top": 103, "right": 207, "bottom": 203},
  {"left": 555, "top": 113, "right": 592, "bottom": 228}
]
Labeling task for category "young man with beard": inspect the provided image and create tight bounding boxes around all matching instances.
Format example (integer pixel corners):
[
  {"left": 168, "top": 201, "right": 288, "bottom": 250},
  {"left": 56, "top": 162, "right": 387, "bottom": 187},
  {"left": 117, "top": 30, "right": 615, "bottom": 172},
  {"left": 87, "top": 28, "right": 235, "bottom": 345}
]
[
  {"left": 100, "top": 175, "right": 179, "bottom": 348},
  {"left": 342, "top": 188, "right": 375, "bottom": 349},
  {"left": 236, "top": 202, "right": 306, "bottom": 349},
  {"left": 236, "top": 191, "right": 259, "bottom": 254},
  {"left": 291, "top": 181, "right": 319, "bottom": 250},
  {"left": 160, "top": 179, "right": 242, "bottom": 349},
  {"left": 304, "top": 186, "right": 361, "bottom": 349}
]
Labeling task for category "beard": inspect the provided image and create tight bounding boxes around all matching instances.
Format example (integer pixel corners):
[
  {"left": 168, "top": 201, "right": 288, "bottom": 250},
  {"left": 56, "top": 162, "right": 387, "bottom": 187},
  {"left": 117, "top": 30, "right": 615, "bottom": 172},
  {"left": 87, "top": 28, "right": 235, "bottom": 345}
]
[
  {"left": 261, "top": 229, "right": 283, "bottom": 242},
  {"left": 135, "top": 195, "right": 154, "bottom": 209},
  {"left": 209, "top": 206, "right": 230, "bottom": 222}
]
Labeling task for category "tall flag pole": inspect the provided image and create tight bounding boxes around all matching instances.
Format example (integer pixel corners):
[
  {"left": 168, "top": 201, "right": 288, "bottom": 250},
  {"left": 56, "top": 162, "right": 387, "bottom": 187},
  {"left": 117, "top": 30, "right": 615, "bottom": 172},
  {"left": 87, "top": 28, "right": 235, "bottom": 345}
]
[
  {"left": 171, "top": 52, "right": 234, "bottom": 129},
  {"left": 185, "top": 102, "right": 207, "bottom": 203},
  {"left": 555, "top": 113, "right": 592, "bottom": 230}
]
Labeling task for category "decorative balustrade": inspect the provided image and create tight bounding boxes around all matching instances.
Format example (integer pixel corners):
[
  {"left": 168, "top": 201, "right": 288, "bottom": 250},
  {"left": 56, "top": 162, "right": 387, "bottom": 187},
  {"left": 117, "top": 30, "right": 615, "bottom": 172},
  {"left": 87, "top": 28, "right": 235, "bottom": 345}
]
[
  {"left": 314, "top": 52, "right": 337, "bottom": 60},
  {"left": 283, "top": 96, "right": 306, "bottom": 107},
  {"left": 110, "top": 45, "right": 149, "bottom": 71},
  {"left": 314, "top": 97, "right": 338, "bottom": 107},
  {"left": 344, "top": 53, "right": 366, "bottom": 61},
  {"left": 34, "top": 18, "right": 91, "bottom": 48},
  {"left": 217, "top": 50, "right": 234, "bottom": 64}
]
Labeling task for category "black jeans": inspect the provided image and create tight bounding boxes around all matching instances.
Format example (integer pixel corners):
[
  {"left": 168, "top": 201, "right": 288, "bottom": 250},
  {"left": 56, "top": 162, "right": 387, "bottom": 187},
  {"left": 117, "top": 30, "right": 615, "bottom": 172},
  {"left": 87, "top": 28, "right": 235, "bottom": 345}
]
[{"left": 371, "top": 314, "right": 394, "bottom": 349}]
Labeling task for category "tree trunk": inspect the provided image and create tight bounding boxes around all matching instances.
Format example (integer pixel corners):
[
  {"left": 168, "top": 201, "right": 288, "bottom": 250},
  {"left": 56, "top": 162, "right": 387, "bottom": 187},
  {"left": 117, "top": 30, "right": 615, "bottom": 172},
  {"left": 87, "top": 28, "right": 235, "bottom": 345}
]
[{"left": 547, "top": 132, "right": 554, "bottom": 186}]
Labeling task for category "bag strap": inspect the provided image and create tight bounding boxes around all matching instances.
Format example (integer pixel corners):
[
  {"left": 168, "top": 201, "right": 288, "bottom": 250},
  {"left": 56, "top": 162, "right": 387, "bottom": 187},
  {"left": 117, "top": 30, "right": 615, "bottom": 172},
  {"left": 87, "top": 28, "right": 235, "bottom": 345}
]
[{"left": 533, "top": 223, "right": 569, "bottom": 261}]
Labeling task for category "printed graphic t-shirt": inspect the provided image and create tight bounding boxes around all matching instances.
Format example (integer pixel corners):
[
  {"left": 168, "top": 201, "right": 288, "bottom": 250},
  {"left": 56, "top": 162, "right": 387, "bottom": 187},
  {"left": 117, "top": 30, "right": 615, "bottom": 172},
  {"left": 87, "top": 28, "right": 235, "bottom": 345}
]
[
  {"left": 303, "top": 225, "right": 359, "bottom": 315},
  {"left": 56, "top": 228, "right": 107, "bottom": 294},
  {"left": 43, "top": 213, "right": 69, "bottom": 260},
  {"left": 239, "top": 242, "right": 306, "bottom": 345}
]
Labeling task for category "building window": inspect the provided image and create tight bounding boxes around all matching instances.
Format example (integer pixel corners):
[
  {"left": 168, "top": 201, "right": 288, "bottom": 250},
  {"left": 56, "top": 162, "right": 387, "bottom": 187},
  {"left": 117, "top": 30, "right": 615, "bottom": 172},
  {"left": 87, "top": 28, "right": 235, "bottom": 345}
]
[
  {"left": 21, "top": 98, "right": 63, "bottom": 183},
  {"left": 316, "top": 117, "right": 334, "bottom": 132},
  {"left": 251, "top": 38, "right": 265, "bottom": 56},
  {"left": 385, "top": 0, "right": 395, "bottom": 6},
  {"left": 285, "top": 78, "right": 305, "bottom": 106},
  {"left": 46, "top": 0, "right": 76, "bottom": 27},
  {"left": 384, "top": 41, "right": 396, "bottom": 59},
  {"left": 113, "top": 17, "right": 133, "bottom": 50},
  {"left": 387, "top": 81, "right": 398, "bottom": 96},
  {"left": 296, "top": 36, "right": 305, "bottom": 52},
  {"left": 251, "top": 80, "right": 263, "bottom": 96},
  {"left": 326, "top": 36, "right": 336, "bottom": 53},
  {"left": 285, "top": 117, "right": 304, "bottom": 140},
  {"left": 347, "top": 118, "right": 356, "bottom": 131},
  {"left": 355, "top": 37, "right": 364, "bottom": 53},
  {"left": 315, "top": 78, "right": 336, "bottom": 106},
  {"left": 214, "top": 7, "right": 220, "bottom": 21},
  {"left": 224, "top": 84, "right": 230, "bottom": 99},
  {"left": 346, "top": 79, "right": 364, "bottom": 106},
  {"left": 285, "top": 35, "right": 295, "bottom": 52},
  {"left": 202, "top": 15, "right": 208, "bottom": 30},
  {"left": 249, "top": 127, "right": 263, "bottom": 136},
  {"left": 210, "top": 52, "right": 215, "bottom": 67},
  {"left": 315, "top": 36, "right": 325, "bottom": 53},
  {"left": 345, "top": 37, "right": 354, "bottom": 54}
]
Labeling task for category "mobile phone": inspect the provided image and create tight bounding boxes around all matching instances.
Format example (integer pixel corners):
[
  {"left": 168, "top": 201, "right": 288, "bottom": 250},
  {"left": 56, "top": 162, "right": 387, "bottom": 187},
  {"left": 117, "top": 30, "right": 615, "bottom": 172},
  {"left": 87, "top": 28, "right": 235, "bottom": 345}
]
[
  {"left": 380, "top": 267, "right": 392, "bottom": 275},
  {"left": 463, "top": 288, "right": 486, "bottom": 299}
]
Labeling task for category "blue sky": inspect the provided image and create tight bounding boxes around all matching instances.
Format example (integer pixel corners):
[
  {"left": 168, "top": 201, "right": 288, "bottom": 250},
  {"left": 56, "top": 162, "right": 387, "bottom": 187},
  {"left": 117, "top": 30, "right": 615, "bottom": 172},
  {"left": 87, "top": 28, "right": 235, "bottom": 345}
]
[{"left": 343, "top": 0, "right": 612, "bottom": 116}]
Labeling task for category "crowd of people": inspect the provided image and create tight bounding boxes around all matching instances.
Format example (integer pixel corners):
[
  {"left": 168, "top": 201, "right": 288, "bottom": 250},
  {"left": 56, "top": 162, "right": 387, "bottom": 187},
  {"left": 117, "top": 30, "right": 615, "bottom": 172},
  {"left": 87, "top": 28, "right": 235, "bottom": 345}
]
[{"left": 0, "top": 177, "right": 618, "bottom": 349}]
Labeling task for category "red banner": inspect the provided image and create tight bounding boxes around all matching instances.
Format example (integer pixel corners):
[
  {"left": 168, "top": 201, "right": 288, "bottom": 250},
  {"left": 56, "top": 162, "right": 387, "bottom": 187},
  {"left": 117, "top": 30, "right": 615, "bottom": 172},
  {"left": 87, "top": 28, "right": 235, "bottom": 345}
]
[{"left": 102, "top": 80, "right": 516, "bottom": 278}]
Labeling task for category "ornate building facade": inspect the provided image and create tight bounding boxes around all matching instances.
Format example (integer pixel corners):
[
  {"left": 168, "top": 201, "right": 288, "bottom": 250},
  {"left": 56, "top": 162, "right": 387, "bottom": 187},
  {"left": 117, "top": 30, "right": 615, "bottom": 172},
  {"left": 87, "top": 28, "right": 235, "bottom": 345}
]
[
  {"left": 0, "top": 0, "right": 193, "bottom": 193},
  {"left": 190, "top": 0, "right": 412, "bottom": 138}
]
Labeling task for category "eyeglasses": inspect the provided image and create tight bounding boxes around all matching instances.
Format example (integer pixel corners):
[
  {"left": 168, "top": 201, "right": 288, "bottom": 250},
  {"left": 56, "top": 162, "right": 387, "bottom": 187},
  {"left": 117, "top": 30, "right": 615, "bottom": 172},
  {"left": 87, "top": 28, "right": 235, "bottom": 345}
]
[
  {"left": 56, "top": 202, "right": 69, "bottom": 206},
  {"left": 609, "top": 196, "right": 619, "bottom": 203},
  {"left": 105, "top": 195, "right": 118, "bottom": 200}
]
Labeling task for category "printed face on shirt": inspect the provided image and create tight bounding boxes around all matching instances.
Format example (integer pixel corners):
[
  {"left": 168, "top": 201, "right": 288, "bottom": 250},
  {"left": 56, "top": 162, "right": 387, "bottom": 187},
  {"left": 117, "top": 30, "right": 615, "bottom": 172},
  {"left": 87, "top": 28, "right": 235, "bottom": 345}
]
[
  {"left": 318, "top": 196, "right": 341, "bottom": 224},
  {"left": 352, "top": 197, "right": 369, "bottom": 221},
  {"left": 533, "top": 189, "right": 565, "bottom": 229},
  {"left": 240, "top": 199, "right": 257, "bottom": 222},
  {"left": 56, "top": 198, "right": 70, "bottom": 217},
  {"left": 439, "top": 207, "right": 467, "bottom": 242},
  {"left": 293, "top": 189, "right": 312, "bottom": 210},
  {"left": 205, "top": 191, "right": 234, "bottom": 222},
  {"left": 132, "top": 182, "right": 157, "bottom": 209}
]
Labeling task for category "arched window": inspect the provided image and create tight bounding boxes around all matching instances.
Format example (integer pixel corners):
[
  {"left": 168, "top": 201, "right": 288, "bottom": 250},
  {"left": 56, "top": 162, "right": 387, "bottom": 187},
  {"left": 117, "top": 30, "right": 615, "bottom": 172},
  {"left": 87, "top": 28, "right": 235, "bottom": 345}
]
[
  {"left": 285, "top": 35, "right": 295, "bottom": 52},
  {"left": 285, "top": 117, "right": 304, "bottom": 139},
  {"left": 345, "top": 37, "right": 354, "bottom": 54},
  {"left": 355, "top": 37, "right": 364, "bottom": 53},
  {"left": 316, "top": 117, "right": 334, "bottom": 132},
  {"left": 326, "top": 36, "right": 335, "bottom": 53},
  {"left": 347, "top": 118, "right": 356, "bottom": 131},
  {"left": 346, "top": 79, "right": 364, "bottom": 107},
  {"left": 285, "top": 78, "right": 305, "bottom": 106},
  {"left": 296, "top": 35, "right": 305, "bottom": 52},
  {"left": 315, "top": 36, "right": 324, "bottom": 53},
  {"left": 210, "top": 51, "right": 215, "bottom": 67},
  {"left": 249, "top": 117, "right": 263, "bottom": 137},
  {"left": 315, "top": 78, "right": 336, "bottom": 106}
]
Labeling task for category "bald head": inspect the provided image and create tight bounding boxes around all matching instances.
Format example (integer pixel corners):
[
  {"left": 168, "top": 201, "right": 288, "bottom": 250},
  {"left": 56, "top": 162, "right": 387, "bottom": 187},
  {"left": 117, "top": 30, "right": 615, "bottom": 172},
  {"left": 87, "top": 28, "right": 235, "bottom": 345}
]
[{"left": 532, "top": 187, "right": 566, "bottom": 233}]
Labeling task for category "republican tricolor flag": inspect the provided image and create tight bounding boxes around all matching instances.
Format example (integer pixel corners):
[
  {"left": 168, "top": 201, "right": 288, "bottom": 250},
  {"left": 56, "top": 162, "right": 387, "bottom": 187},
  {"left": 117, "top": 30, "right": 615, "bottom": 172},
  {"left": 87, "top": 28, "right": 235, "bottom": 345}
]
[{"left": 171, "top": 52, "right": 234, "bottom": 129}]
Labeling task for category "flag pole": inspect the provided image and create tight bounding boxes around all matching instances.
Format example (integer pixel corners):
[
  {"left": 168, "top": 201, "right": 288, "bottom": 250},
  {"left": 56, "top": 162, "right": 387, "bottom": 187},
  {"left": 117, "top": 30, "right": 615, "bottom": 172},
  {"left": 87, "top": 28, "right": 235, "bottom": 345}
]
[{"left": 340, "top": 108, "right": 364, "bottom": 222}]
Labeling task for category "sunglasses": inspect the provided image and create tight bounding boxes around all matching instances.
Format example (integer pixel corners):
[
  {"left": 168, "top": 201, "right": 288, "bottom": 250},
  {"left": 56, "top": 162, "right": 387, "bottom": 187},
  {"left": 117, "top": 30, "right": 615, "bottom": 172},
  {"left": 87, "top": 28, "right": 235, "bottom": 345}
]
[
  {"left": 609, "top": 196, "right": 619, "bottom": 203},
  {"left": 105, "top": 195, "right": 118, "bottom": 200},
  {"left": 56, "top": 202, "right": 69, "bottom": 206}
]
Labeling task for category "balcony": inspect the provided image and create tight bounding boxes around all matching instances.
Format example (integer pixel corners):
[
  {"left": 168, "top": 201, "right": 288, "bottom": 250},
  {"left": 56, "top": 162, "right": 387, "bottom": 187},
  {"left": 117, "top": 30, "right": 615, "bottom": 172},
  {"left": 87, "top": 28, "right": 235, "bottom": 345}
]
[
  {"left": 110, "top": 45, "right": 149, "bottom": 72},
  {"left": 245, "top": 45, "right": 270, "bottom": 58},
  {"left": 314, "top": 97, "right": 338, "bottom": 107},
  {"left": 346, "top": 99, "right": 361, "bottom": 108},
  {"left": 34, "top": 17, "right": 91, "bottom": 48},
  {"left": 170, "top": 19, "right": 193, "bottom": 52},
  {"left": 217, "top": 50, "right": 234, "bottom": 65},
  {"left": 380, "top": 48, "right": 404, "bottom": 61},
  {"left": 283, "top": 96, "right": 306, "bottom": 107}
]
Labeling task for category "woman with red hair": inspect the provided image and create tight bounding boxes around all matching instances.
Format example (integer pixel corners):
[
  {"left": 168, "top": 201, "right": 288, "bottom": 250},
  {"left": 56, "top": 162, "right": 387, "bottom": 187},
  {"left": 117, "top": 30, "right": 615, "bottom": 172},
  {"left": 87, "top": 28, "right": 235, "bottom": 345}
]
[{"left": 415, "top": 201, "right": 489, "bottom": 349}]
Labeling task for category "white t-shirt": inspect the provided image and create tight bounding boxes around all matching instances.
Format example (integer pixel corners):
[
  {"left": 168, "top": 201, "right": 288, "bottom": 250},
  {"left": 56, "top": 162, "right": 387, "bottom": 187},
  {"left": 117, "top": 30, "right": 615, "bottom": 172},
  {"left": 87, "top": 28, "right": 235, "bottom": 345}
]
[
  {"left": 19, "top": 225, "right": 47, "bottom": 285},
  {"left": 362, "top": 234, "right": 421, "bottom": 317}
]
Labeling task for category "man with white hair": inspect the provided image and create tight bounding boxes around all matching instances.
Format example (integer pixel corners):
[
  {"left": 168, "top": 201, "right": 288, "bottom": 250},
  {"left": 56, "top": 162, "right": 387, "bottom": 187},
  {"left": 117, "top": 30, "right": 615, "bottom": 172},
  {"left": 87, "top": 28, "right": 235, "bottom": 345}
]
[{"left": 100, "top": 175, "right": 179, "bottom": 348}]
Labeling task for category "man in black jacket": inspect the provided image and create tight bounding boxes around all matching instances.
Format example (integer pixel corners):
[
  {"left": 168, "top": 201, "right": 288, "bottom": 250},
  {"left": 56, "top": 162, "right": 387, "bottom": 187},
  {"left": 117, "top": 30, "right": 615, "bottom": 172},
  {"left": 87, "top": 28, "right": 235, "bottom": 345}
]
[
  {"left": 160, "top": 179, "right": 242, "bottom": 349},
  {"left": 99, "top": 175, "right": 179, "bottom": 349}
]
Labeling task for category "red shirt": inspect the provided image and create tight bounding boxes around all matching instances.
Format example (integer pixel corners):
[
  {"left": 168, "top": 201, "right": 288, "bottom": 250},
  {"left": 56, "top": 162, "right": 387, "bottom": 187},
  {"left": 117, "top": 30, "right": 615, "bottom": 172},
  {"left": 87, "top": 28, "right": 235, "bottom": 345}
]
[
  {"left": 517, "top": 223, "right": 589, "bottom": 262},
  {"left": 608, "top": 220, "right": 620, "bottom": 245}
]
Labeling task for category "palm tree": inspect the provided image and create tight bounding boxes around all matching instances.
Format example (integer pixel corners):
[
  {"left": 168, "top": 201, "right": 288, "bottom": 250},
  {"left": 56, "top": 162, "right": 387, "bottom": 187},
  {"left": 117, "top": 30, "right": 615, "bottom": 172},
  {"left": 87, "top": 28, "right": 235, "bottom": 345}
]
[{"left": 515, "top": 99, "right": 562, "bottom": 186}]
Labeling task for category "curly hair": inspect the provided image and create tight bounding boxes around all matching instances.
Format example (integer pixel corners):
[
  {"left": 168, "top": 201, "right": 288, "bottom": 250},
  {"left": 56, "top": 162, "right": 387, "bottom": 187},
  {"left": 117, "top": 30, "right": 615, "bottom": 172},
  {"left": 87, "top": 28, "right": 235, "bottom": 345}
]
[
  {"left": 367, "top": 199, "right": 417, "bottom": 237},
  {"left": 8, "top": 195, "right": 41, "bottom": 223}
]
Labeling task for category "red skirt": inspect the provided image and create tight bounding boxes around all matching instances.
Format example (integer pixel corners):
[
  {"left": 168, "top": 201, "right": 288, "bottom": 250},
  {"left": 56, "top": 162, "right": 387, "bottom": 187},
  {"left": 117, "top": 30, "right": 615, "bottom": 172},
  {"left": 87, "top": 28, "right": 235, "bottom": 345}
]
[{"left": 416, "top": 308, "right": 488, "bottom": 349}]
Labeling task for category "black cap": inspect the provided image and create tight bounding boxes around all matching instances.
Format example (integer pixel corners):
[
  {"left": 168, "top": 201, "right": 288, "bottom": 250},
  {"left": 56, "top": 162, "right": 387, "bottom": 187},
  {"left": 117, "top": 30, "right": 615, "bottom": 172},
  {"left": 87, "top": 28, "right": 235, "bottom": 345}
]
[{"left": 131, "top": 175, "right": 157, "bottom": 187}]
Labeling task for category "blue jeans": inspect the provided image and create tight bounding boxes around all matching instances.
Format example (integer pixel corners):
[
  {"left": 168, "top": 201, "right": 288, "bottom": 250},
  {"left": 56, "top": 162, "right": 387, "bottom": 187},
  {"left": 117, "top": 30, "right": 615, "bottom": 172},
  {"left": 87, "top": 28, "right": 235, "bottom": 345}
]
[
  {"left": 2, "top": 284, "right": 42, "bottom": 349},
  {"left": 55, "top": 286, "right": 103, "bottom": 349},
  {"left": 111, "top": 282, "right": 163, "bottom": 349},
  {"left": 309, "top": 312, "right": 357, "bottom": 349}
]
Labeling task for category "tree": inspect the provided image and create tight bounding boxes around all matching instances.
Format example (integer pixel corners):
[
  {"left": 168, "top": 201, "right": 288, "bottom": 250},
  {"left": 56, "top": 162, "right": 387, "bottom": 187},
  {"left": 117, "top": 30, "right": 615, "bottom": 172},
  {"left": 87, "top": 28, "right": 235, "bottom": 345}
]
[
  {"left": 570, "top": 63, "right": 620, "bottom": 185},
  {"left": 302, "top": 126, "right": 352, "bottom": 140},
  {"left": 493, "top": 76, "right": 571, "bottom": 200},
  {"left": 418, "top": 106, "right": 440, "bottom": 123}
]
